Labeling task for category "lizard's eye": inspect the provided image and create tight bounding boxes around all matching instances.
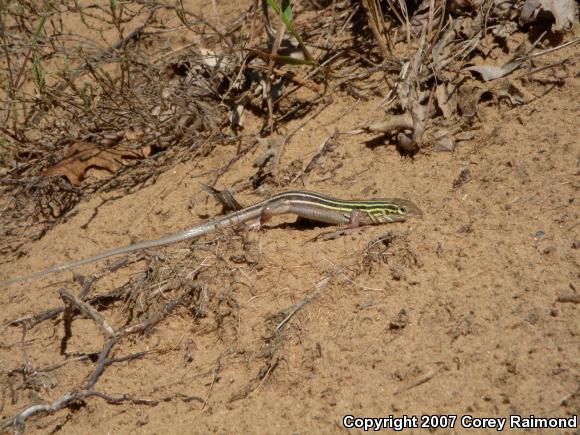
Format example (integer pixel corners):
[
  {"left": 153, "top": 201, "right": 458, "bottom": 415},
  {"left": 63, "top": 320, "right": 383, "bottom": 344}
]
[{"left": 400, "top": 206, "right": 407, "bottom": 213}]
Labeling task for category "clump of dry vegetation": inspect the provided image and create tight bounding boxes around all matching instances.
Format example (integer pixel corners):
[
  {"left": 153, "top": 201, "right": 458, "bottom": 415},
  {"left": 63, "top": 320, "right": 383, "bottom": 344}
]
[{"left": 1, "top": 0, "right": 577, "bottom": 430}]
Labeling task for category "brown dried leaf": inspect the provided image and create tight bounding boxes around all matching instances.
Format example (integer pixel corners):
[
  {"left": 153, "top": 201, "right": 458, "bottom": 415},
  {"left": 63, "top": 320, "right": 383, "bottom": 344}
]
[
  {"left": 435, "top": 84, "right": 457, "bottom": 119},
  {"left": 432, "top": 26, "right": 458, "bottom": 64},
  {"left": 493, "top": 0, "right": 517, "bottom": 17},
  {"left": 41, "top": 142, "right": 151, "bottom": 186},
  {"left": 497, "top": 80, "right": 526, "bottom": 106},
  {"left": 366, "top": 113, "right": 414, "bottom": 133},
  {"left": 457, "top": 82, "right": 484, "bottom": 118},
  {"left": 520, "top": 0, "right": 577, "bottom": 31},
  {"left": 408, "top": 0, "right": 444, "bottom": 36},
  {"left": 492, "top": 21, "right": 518, "bottom": 38},
  {"left": 449, "top": 0, "right": 479, "bottom": 14},
  {"left": 433, "top": 129, "right": 456, "bottom": 152},
  {"left": 465, "top": 58, "right": 524, "bottom": 81}
]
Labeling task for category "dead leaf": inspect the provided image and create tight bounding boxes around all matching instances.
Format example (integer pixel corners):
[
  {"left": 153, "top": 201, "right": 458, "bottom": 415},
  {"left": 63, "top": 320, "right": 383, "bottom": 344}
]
[
  {"left": 449, "top": 0, "right": 478, "bottom": 13},
  {"left": 408, "top": 0, "right": 445, "bottom": 36},
  {"left": 457, "top": 82, "right": 484, "bottom": 118},
  {"left": 433, "top": 129, "right": 456, "bottom": 152},
  {"left": 432, "top": 26, "right": 457, "bottom": 64},
  {"left": 492, "top": 21, "right": 518, "bottom": 38},
  {"left": 465, "top": 57, "right": 524, "bottom": 81},
  {"left": 520, "top": 0, "right": 577, "bottom": 32},
  {"left": 366, "top": 113, "right": 414, "bottom": 133},
  {"left": 520, "top": 0, "right": 541, "bottom": 24},
  {"left": 497, "top": 80, "right": 526, "bottom": 105},
  {"left": 41, "top": 142, "right": 151, "bottom": 185},
  {"left": 99, "top": 131, "right": 125, "bottom": 146},
  {"left": 435, "top": 84, "right": 457, "bottom": 119},
  {"left": 456, "top": 132, "right": 475, "bottom": 142}
]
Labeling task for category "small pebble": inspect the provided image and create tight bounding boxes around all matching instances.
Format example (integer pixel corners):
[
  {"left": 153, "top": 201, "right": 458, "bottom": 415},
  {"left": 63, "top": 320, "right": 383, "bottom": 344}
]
[
  {"left": 525, "top": 312, "right": 539, "bottom": 324},
  {"left": 543, "top": 246, "right": 555, "bottom": 255}
]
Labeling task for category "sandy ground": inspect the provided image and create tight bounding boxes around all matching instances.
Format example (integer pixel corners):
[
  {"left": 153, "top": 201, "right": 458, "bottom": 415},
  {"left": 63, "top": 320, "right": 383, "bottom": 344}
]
[{"left": 0, "top": 2, "right": 578, "bottom": 434}]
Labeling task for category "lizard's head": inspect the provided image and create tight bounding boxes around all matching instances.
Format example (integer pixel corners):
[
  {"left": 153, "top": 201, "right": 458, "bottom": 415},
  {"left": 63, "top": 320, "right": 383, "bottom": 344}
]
[{"left": 368, "top": 198, "right": 423, "bottom": 223}]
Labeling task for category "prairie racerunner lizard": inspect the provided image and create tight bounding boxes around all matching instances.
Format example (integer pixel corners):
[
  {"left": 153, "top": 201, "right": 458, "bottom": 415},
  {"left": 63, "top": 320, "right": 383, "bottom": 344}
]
[{"left": 0, "top": 190, "right": 422, "bottom": 287}]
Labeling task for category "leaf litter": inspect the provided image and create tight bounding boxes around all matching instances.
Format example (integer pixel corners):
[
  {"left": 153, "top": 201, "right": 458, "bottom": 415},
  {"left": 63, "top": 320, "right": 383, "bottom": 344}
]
[{"left": 0, "top": 0, "right": 578, "bottom": 430}]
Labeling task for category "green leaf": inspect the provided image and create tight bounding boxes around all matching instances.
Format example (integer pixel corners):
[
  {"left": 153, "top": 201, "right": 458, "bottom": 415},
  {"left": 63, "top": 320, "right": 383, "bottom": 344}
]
[
  {"left": 265, "top": 0, "right": 317, "bottom": 65},
  {"left": 33, "top": 16, "right": 47, "bottom": 44},
  {"left": 81, "top": 83, "right": 90, "bottom": 112},
  {"left": 271, "top": 54, "right": 315, "bottom": 66},
  {"left": 32, "top": 16, "right": 47, "bottom": 91},
  {"left": 266, "top": 0, "right": 279, "bottom": 15},
  {"left": 281, "top": 0, "right": 293, "bottom": 23}
]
